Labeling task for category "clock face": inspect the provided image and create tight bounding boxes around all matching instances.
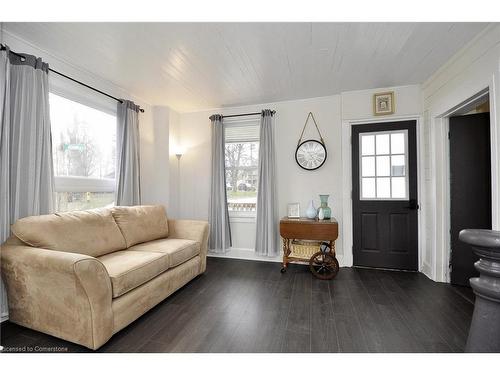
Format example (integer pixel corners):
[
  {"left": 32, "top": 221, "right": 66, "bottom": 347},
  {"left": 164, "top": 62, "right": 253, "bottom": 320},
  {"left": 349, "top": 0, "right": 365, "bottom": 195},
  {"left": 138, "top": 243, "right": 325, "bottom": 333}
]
[{"left": 295, "top": 140, "right": 327, "bottom": 170}]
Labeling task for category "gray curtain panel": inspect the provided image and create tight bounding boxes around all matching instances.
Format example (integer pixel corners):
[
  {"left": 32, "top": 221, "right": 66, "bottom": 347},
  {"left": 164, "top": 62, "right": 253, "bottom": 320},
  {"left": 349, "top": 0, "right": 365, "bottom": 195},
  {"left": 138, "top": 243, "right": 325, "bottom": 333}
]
[
  {"left": 255, "top": 109, "right": 279, "bottom": 256},
  {"left": 116, "top": 100, "right": 141, "bottom": 206},
  {"left": 0, "top": 46, "right": 55, "bottom": 318},
  {"left": 0, "top": 46, "right": 55, "bottom": 241},
  {"left": 208, "top": 114, "right": 231, "bottom": 253}
]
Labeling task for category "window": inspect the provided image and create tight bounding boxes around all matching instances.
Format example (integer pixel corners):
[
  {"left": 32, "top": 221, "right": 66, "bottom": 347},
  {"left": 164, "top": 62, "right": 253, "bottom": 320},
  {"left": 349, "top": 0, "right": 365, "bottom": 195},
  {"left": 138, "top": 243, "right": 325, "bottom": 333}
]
[
  {"left": 224, "top": 120, "right": 260, "bottom": 215},
  {"left": 50, "top": 93, "right": 117, "bottom": 212},
  {"left": 360, "top": 130, "right": 408, "bottom": 200}
]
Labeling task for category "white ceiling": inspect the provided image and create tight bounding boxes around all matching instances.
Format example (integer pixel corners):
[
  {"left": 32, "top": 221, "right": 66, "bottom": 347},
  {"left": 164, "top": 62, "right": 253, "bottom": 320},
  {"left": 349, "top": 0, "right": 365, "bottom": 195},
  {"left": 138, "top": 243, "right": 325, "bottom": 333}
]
[{"left": 3, "top": 22, "right": 489, "bottom": 112}]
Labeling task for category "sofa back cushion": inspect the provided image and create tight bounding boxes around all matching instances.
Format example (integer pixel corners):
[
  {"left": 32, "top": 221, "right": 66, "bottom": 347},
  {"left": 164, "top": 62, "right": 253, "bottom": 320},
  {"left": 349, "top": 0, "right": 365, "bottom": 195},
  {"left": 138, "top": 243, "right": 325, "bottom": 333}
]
[
  {"left": 11, "top": 208, "right": 127, "bottom": 257},
  {"left": 111, "top": 205, "right": 169, "bottom": 247}
]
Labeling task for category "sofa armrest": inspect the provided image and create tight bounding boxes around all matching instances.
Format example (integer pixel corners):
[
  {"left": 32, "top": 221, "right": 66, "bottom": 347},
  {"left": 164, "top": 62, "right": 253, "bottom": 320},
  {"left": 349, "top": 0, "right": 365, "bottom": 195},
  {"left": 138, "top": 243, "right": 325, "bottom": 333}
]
[
  {"left": 168, "top": 219, "right": 209, "bottom": 273},
  {"left": 0, "top": 244, "right": 114, "bottom": 349}
]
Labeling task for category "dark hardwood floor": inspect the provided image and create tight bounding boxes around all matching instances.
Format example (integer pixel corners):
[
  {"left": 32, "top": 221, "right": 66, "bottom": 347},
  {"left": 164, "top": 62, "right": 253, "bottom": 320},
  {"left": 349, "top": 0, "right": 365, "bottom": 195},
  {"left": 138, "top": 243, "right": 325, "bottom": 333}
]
[{"left": 0, "top": 257, "right": 474, "bottom": 353}]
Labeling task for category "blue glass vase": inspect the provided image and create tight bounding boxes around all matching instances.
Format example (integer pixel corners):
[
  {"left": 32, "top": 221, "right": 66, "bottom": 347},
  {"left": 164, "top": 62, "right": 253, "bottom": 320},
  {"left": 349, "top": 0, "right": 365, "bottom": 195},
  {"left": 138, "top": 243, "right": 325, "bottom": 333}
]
[{"left": 318, "top": 194, "right": 331, "bottom": 220}]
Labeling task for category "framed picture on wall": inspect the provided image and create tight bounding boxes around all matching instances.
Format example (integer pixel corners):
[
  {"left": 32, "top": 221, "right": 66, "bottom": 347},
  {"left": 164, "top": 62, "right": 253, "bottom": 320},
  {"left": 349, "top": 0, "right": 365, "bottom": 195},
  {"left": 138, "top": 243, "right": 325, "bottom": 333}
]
[
  {"left": 287, "top": 203, "right": 300, "bottom": 218},
  {"left": 373, "top": 91, "right": 395, "bottom": 115}
]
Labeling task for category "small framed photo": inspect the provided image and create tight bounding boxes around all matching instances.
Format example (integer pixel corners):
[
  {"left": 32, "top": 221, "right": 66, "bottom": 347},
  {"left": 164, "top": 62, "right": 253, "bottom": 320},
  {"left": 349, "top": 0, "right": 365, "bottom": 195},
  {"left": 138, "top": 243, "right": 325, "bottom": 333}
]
[
  {"left": 287, "top": 203, "right": 300, "bottom": 218},
  {"left": 373, "top": 91, "right": 395, "bottom": 116}
]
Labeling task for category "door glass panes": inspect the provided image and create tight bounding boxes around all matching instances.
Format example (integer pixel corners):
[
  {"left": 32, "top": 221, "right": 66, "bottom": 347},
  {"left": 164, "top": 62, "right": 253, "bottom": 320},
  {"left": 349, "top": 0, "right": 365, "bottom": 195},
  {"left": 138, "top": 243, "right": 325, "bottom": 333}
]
[
  {"left": 391, "top": 133, "right": 405, "bottom": 154},
  {"left": 361, "top": 157, "right": 375, "bottom": 177},
  {"left": 361, "top": 135, "right": 375, "bottom": 155},
  {"left": 376, "top": 134, "right": 390, "bottom": 154},
  {"left": 360, "top": 130, "right": 408, "bottom": 200},
  {"left": 376, "top": 155, "right": 390, "bottom": 176},
  {"left": 391, "top": 177, "right": 406, "bottom": 199},
  {"left": 362, "top": 178, "right": 376, "bottom": 198},
  {"left": 391, "top": 155, "right": 405, "bottom": 176},
  {"left": 376, "top": 177, "right": 391, "bottom": 198}
]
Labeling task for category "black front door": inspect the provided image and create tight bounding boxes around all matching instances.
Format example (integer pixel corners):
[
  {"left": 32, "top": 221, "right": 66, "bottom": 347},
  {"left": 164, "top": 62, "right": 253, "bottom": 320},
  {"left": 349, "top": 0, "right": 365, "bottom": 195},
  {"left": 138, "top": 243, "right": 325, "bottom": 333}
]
[
  {"left": 352, "top": 121, "right": 418, "bottom": 270},
  {"left": 449, "top": 113, "right": 491, "bottom": 286}
]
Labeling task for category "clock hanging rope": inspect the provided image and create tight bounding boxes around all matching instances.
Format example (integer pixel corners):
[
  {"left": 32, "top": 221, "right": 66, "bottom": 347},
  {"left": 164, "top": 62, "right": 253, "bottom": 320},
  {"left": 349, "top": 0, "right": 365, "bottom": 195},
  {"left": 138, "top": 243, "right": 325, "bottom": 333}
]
[{"left": 295, "top": 112, "right": 327, "bottom": 171}]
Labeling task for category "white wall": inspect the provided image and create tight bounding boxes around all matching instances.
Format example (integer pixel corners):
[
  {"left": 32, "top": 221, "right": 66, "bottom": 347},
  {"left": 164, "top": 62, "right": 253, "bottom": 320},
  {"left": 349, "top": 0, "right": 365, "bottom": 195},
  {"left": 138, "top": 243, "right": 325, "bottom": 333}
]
[
  {"left": 422, "top": 24, "right": 500, "bottom": 282},
  {"left": 342, "top": 85, "right": 423, "bottom": 121},
  {"left": 168, "top": 109, "right": 181, "bottom": 218},
  {"left": 141, "top": 106, "right": 171, "bottom": 208},
  {"left": 175, "top": 95, "right": 345, "bottom": 260}
]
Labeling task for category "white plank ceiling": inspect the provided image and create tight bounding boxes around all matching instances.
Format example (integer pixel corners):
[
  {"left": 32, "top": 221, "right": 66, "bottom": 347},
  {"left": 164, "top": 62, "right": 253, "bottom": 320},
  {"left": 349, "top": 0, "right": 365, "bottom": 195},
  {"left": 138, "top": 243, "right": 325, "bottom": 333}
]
[{"left": 2, "top": 22, "right": 489, "bottom": 112}]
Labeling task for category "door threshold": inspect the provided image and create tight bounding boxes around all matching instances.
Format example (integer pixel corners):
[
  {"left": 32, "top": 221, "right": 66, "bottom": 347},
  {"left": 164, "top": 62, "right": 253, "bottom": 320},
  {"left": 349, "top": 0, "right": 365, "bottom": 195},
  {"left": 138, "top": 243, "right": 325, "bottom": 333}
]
[{"left": 353, "top": 265, "right": 418, "bottom": 272}]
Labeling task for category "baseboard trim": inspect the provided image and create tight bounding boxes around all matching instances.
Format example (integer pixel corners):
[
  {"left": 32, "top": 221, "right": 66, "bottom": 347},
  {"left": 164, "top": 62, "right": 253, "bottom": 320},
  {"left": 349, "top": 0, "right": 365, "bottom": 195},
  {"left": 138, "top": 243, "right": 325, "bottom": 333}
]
[
  {"left": 208, "top": 248, "right": 346, "bottom": 267},
  {"left": 421, "top": 261, "right": 433, "bottom": 280},
  {"left": 208, "top": 248, "right": 282, "bottom": 263}
]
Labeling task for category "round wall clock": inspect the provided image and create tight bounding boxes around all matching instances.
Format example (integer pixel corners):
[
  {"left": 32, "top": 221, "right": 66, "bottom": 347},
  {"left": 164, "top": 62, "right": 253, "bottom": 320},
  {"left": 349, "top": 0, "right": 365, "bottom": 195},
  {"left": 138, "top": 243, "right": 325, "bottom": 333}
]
[
  {"left": 295, "top": 139, "right": 327, "bottom": 170},
  {"left": 295, "top": 112, "right": 327, "bottom": 171}
]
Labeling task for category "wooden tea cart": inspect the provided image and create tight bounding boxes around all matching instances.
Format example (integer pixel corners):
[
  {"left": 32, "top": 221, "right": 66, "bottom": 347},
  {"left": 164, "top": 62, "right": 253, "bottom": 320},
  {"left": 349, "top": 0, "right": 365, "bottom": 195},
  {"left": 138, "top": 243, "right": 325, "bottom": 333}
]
[{"left": 279, "top": 217, "right": 339, "bottom": 279}]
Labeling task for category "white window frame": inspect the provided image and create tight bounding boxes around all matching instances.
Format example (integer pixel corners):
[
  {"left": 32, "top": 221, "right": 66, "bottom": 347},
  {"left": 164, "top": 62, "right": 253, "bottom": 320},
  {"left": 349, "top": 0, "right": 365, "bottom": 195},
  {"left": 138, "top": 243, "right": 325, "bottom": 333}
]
[
  {"left": 359, "top": 129, "right": 409, "bottom": 201},
  {"left": 54, "top": 176, "right": 115, "bottom": 193},
  {"left": 224, "top": 117, "right": 260, "bottom": 219}
]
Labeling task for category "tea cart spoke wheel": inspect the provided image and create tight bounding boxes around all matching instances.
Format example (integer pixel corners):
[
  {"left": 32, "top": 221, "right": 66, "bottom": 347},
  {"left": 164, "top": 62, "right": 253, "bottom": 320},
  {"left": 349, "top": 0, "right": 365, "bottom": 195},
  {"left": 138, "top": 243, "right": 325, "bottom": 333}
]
[{"left": 309, "top": 251, "right": 339, "bottom": 280}]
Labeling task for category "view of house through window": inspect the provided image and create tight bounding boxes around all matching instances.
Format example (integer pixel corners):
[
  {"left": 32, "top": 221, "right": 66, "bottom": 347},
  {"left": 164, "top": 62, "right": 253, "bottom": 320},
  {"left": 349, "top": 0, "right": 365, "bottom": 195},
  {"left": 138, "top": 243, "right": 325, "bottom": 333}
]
[
  {"left": 224, "top": 122, "right": 260, "bottom": 214},
  {"left": 49, "top": 93, "right": 117, "bottom": 212}
]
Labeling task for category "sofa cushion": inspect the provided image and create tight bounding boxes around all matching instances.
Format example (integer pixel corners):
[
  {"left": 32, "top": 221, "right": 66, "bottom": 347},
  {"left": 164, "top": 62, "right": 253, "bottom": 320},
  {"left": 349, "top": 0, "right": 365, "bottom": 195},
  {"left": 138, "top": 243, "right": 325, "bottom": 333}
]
[
  {"left": 111, "top": 205, "right": 169, "bottom": 247},
  {"left": 128, "top": 238, "right": 200, "bottom": 268},
  {"left": 98, "top": 250, "right": 170, "bottom": 298},
  {"left": 11, "top": 208, "right": 127, "bottom": 257}
]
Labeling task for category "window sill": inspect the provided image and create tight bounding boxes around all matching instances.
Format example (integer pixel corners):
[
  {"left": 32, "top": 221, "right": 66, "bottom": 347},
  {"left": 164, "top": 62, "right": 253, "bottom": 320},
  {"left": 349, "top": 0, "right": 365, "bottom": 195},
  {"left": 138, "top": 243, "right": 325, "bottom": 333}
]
[{"left": 229, "top": 214, "right": 256, "bottom": 223}]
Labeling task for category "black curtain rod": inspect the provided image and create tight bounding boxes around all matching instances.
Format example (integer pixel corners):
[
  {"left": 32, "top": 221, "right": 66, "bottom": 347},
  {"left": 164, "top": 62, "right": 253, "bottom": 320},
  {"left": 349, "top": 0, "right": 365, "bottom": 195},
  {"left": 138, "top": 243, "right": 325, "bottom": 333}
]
[
  {"left": 1, "top": 44, "right": 145, "bottom": 113},
  {"left": 210, "top": 110, "right": 276, "bottom": 119}
]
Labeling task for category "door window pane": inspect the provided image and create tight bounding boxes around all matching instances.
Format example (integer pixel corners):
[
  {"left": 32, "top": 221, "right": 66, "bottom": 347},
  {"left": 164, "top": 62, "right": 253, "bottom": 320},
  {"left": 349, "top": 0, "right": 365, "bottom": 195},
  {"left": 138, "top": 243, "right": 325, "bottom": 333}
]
[
  {"left": 376, "top": 156, "right": 390, "bottom": 176},
  {"left": 391, "top": 133, "right": 405, "bottom": 154},
  {"left": 376, "top": 177, "right": 391, "bottom": 198},
  {"left": 361, "top": 135, "right": 375, "bottom": 155},
  {"left": 376, "top": 134, "right": 390, "bottom": 154},
  {"left": 361, "top": 156, "right": 375, "bottom": 177},
  {"left": 391, "top": 155, "right": 406, "bottom": 177},
  {"left": 359, "top": 130, "right": 409, "bottom": 200},
  {"left": 362, "top": 178, "right": 376, "bottom": 198},
  {"left": 391, "top": 177, "right": 407, "bottom": 198}
]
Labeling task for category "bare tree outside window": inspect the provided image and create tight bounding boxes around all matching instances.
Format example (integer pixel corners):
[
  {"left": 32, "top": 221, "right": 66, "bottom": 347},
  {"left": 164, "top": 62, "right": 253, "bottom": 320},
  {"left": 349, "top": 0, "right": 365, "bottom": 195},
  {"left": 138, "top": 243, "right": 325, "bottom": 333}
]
[
  {"left": 225, "top": 141, "right": 259, "bottom": 212},
  {"left": 54, "top": 113, "right": 100, "bottom": 177}
]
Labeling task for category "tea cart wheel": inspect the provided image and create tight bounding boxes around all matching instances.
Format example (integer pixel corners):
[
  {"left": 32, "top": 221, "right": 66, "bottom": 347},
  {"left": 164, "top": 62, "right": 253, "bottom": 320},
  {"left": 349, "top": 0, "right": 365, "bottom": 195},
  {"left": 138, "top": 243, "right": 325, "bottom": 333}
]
[
  {"left": 309, "top": 251, "right": 339, "bottom": 280},
  {"left": 280, "top": 267, "right": 287, "bottom": 273}
]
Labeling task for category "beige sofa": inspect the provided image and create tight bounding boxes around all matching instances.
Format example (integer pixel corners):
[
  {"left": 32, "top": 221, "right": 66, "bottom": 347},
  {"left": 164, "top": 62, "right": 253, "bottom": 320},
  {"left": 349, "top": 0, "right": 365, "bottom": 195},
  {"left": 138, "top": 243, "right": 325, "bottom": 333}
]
[{"left": 0, "top": 205, "right": 209, "bottom": 350}]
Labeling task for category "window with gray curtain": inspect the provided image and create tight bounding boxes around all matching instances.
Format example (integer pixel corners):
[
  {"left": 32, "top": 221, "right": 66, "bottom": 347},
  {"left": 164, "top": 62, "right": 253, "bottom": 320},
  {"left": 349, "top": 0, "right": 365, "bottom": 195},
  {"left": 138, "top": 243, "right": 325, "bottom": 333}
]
[
  {"left": 116, "top": 100, "right": 141, "bottom": 206},
  {"left": 0, "top": 45, "right": 55, "bottom": 319},
  {"left": 209, "top": 114, "right": 232, "bottom": 253},
  {"left": 255, "top": 109, "right": 279, "bottom": 256},
  {"left": 224, "top": 118, "right": 260, "bottom": 216}
]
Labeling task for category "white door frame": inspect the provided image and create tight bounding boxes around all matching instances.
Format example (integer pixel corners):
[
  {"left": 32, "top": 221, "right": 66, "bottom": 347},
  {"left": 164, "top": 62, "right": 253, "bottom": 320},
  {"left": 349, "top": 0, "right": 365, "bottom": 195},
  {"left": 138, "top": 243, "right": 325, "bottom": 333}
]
[
  {"left": 433, "top": 87, "right": 495, "bottom": 283},
  {"left": 341, "top": 115, "right": 424, "bottom": 270}
]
